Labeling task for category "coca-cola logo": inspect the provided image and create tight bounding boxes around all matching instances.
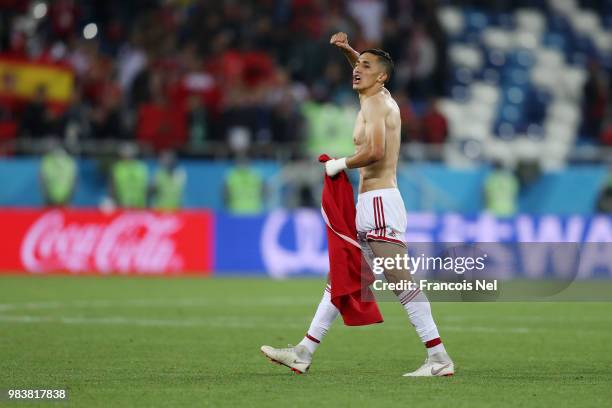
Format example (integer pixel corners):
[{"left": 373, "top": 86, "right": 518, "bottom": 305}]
[{"left": 21, "top": 211, "right": 184, "bottom": 274}]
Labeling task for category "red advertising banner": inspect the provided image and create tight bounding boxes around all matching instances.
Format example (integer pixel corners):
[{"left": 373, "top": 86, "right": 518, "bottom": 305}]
[{"left": 0, "top": 209, "right": 213, "bottom": 275}]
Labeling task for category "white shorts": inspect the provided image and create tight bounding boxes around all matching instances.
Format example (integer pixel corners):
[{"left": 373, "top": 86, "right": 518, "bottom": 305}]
[{"left": 355, "top": 188, "right": 407, "bottom": 247}]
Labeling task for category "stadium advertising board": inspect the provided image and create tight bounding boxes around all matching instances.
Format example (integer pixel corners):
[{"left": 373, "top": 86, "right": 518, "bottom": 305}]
[
  {"left": 0, "top": 209, "right": 213, "bottom": 275},
  {"left": 215, "top": 210, "right": 612, "bottom": 279}
]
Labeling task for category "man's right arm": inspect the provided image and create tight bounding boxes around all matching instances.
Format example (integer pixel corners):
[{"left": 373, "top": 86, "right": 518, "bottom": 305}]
[{"left": 330, "top": 32, "right": 359, "bottom": 67}]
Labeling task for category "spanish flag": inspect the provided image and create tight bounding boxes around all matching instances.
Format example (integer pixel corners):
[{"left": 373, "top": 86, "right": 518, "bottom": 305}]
[{"left": 0, "top": 56, "right": 74, "bottom": 105}]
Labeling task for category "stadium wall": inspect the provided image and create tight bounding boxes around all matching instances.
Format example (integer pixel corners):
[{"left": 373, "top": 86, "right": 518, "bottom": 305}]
[
  {"left": 0, "top": 159, "right": 607, "bottom": 215},
  {"left": 0, "top": 209, "right": 610, "bottom": 278}
]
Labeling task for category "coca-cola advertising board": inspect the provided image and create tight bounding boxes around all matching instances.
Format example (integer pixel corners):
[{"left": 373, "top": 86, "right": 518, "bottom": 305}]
[{"left": 0, "top": 209, "right": 213, "bottom": 275}]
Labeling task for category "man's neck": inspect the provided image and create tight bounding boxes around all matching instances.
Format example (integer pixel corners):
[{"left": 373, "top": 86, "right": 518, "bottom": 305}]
[{"left": 358, "top": 85, "right": 385, "bottom": 103}]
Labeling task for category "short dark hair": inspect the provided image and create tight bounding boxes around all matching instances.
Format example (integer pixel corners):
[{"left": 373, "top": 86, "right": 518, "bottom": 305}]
[{"left": 360, "top": 48, "right": 394, "bottom": 82}]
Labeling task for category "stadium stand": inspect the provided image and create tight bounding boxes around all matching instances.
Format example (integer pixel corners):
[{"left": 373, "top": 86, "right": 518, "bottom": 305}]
[{"left": 0, "top": 0, "right": 610, "bottom": 213}]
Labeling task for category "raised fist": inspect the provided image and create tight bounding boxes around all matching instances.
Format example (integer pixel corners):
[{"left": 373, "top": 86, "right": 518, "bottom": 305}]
[{"left": 330, "top": 32, "right": 351, "bottom": 51}]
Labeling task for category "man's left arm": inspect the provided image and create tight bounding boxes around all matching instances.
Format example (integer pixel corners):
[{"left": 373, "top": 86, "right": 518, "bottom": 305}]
[{"left": 325, "top": 99, "right": 386, "bottom": 176}]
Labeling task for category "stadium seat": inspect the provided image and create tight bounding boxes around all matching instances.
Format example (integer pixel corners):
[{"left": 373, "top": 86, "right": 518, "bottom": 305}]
[
  {"left": 438, "top": 6, "right": 465, "bottom": 37},
  {"left": 545, "top": 119, "right": 576, "bottom": 143},
  {"left": 526, "top": 123, "right": 545, "bottom": 138},
  {"left": 559, "top": 66, "right": 587, "bottom": 100},
  {"left": 482, "top": 28, "right": 514, "bottom": 52},
  {"left": 530, "top": 65, "right": 559, "bottom": 91},
  {"left": 496, "top": 122, "right": 518, "bottom": 138},
  {"left": 593, "top": 29, "right": 612, "bottom": 54},
  {"left": 548, "top": 101, "right": 580, "bottom": 129},
  {"left": 536, "top": 48, "right": 565, "bottom": 68},
  {"left": 464, "top": 10, "right": 490, "bottom": 34},
  {"left": 540, "top": 139, "right": 571, "bottom": 170},
  {"left": 542, "top": 32, "right": 568, "bottom": 51},
  {"left": 511, "top": 137, "right": 542, "bottom": 161},
  {"left": 513, "top": 31, "right": 539, "bottom": 50},
  {"left": 515, "top": 9, "right": 546, "bottom": 35},
  {"left": 462, "top": 122, "right": 491, "bottom": 142},
  {"left": 569, "top": 10, "right": 601, "bottom": 36},
  {"left": 548, "top": 0, "right": 579, "bottom": 15},
  {"left": 438, "top": 99, "right": 464, "bottom": 137},
  {"left": 443, "top": 0, "right": 607, "bottom": 163},
  {"left": 507, "top": 49, "right": 536, "bottom": 68},
  {"left": 506, "top": 86, "right": 526, "bottom": 105},
  {"left": 471, "top": 82, "right": 500, "bottom": 105},
  {"left": 450, "top": 44, "right": 484, "bottom": 71}
]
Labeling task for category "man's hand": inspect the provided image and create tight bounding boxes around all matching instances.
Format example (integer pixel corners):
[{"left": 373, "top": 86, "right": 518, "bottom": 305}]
[
  {"left": 330, "top": 32, "right": 351, "bottom": 51},
  {"left": 324, "top": 157, "right": 348, "bottom": 177},
  {"left": 330, "top": 32, "right": 360, "bottom": 68}
]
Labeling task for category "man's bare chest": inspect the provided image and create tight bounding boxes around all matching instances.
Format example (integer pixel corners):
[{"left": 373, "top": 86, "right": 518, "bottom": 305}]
[{"left": 353, "top": 111, "right": 366, "bottom": 146}]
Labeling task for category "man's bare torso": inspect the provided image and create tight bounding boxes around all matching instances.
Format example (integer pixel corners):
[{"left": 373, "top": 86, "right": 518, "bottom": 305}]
[{"left": 352, "top": 88, "right": 401, "bottom": 193}]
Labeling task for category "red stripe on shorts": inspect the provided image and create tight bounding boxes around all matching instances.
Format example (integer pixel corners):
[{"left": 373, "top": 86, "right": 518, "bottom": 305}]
[
  {"left": 379, "top": 197, "right": 386, "bottom": 236},
  {"left": 373, "top": 197, "right": 379, "bottom": 231}
]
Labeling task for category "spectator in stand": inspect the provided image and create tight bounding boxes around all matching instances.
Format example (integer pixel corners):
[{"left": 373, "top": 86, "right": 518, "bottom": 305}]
[
  {"left": 421, "top": 99, "right": 448, "bottom": 144},
  {"left": 90, "top": 81, "right": 125, "bottom": 139},
  {"left": 582, "top": 60, "right": 609, "bottom": 140},
  {"left": 117, "top": 31, "right": 148, "bottom": 95},
  {"left": 0, "top": 0, "right": 28, "bottom": 52},
  {"left": 39, "top": 140, "right": 77, "bottom": 207},
  {"left": 420, "top": 0, "right": 449, "bottom": 97},
  {"left": 62, "top": 88, "right": 91, "bottom": 145},
  {"left": 110, "top": 143, "right": 148, "bottom": 209},
  {"left": 150, "top": 150, "right": 186, "bottom": 211},
  {"left": 392, "top": 90, "right": 419, "bottom": 142},
  {"left": 407, "top": 22, "right": 437, "bottom": 100},
  {"left": 264, "top": 68, "right": 307, "bottom": 145},
  {"left": 136, "top": 70, "right": 187, "bottom": 152},
  {"left": 347, "top": 0, "right": 386, "bottom": 46},
  {"left": 312, "top": 61, "right": 353, "bottom": 105},
  {"left": 0, "top": 71, "right": 22, "bottom": 149},
  {"left": 187, "top": 94, "right": 208, "bottom": 148},
  {"left": 49, "top": 0, "right": 80, "bottom": 42},
  {"left": 19, "top": 84, "right": 62, "bottom": 139},
  {"left": 601, "top": 120, "right": 612, "bottom": 146}
]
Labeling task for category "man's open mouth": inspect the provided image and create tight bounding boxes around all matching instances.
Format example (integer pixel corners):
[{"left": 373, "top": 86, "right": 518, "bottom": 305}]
[{"left": 352, "top": 74, "right": 361, "bottom": 84}]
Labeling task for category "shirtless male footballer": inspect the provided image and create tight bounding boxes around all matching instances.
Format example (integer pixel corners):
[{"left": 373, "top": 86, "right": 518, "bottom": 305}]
[{"left": 261, "top": 32, "right": 454, "bottom": 377}]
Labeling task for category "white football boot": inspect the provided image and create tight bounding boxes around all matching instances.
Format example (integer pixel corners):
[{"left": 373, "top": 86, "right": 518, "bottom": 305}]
[
  {"left": 260, "top": 344, "right": 312, "bottom": 374},
  {"left": 403, "top": 352, "right": 454, "bottom": 377}
]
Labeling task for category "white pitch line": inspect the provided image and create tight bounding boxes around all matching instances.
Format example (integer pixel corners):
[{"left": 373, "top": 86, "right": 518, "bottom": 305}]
[
  {"left": 0, "top": 314, "right": 534, "bottom": 333},
  {"left": 441, "top": 314, "right": 612, "bottom": 323},
  {"left": 0, "top": 314, "right": 307, "bottom": 329},
  {"left": 0, "top": 297, "right": 320, "bottom": 311}
]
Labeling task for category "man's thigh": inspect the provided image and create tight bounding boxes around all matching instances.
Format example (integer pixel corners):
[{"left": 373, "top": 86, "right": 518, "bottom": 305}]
[{"left": 367, "top": 240, "right": 411, "bottom": 294}]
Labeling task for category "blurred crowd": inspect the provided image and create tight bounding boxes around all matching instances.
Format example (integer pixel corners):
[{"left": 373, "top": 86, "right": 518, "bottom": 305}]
[
  {"left": 0, "top": 0, "right": 455, "bottom": 158},
  {"left": 0, "top": 0, "right": 608, "bottom": 214},
  {"left": 0, "top": 0, "right": 609, "bottom": 159}
]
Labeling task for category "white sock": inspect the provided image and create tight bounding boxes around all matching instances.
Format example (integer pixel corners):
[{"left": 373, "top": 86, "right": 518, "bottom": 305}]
[
  {"left": 398, "top": 289, "right": 447, "bottom": 357},
  {"left": 298, "top": 284, "right": 339, "bottom": 354}
]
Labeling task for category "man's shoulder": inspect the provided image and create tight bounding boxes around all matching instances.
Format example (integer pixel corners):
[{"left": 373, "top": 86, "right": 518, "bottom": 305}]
[
  {"left": 362, "top": 90, "right": 396, "bottom": 117},
  {"left": 362, "top": 92, "right": 387, "bottom": 110}
]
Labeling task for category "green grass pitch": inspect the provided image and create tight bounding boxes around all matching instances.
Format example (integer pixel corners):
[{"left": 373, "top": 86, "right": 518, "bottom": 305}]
[{"left": 1, "top": 276, "right": 611, "bottom": 407}]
